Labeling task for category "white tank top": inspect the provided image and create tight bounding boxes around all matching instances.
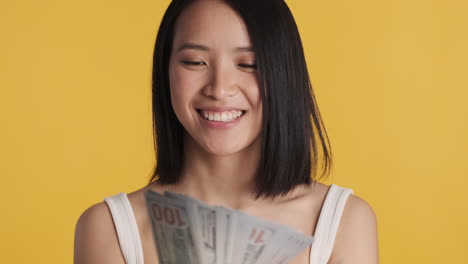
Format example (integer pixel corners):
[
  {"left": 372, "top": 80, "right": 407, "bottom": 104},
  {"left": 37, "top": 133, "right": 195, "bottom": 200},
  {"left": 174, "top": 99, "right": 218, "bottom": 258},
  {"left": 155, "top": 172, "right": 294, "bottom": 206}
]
[{"left": 104, "top": 184, "right": 354, "bottom": 264}]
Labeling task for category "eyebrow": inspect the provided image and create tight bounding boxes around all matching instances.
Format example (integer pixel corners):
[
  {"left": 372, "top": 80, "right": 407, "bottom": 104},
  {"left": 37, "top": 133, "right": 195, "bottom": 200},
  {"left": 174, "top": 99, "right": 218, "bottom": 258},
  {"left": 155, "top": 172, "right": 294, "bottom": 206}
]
[{"left": 176, "top": 42, "right": 254, "bottom": 53}]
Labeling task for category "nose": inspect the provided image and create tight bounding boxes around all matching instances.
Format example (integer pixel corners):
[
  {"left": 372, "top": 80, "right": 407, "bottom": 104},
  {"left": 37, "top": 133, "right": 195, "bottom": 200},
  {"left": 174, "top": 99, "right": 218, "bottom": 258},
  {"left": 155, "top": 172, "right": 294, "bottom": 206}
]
[{"left": 202, "top": 62, "right": 238, "bottom": 100}]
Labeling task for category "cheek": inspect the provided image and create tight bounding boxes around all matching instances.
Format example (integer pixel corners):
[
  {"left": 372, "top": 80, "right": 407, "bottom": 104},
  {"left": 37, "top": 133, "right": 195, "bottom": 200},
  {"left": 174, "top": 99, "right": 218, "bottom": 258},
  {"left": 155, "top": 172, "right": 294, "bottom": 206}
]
[
  {"left": 169, "top": 66, "right": 190, "bottom": 104},
  {"left": 169, "top": 68, "right": 189, "bottom": 122},
  {"left": 247, "top": 81, "right": 263, "bottom": 126},
  {"left": 168, "top": 65, "right": 204, "bottom": 125},
  {"left": 169, "top": 64, "right": 201, "bottom": 95},
  {"left": 239, "top": 76, "right": 262, "bottom": 109},
  {"left": 252, "top": 86, "right": 262, "bottom": 106}
]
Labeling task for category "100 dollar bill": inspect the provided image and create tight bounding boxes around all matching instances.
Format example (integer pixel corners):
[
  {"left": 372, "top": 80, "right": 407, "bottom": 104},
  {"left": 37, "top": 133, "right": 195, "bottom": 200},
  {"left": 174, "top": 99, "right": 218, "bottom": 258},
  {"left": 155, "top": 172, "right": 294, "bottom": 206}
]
[{"left": 145, "top": 191, "right": 201, "bottom": 264}]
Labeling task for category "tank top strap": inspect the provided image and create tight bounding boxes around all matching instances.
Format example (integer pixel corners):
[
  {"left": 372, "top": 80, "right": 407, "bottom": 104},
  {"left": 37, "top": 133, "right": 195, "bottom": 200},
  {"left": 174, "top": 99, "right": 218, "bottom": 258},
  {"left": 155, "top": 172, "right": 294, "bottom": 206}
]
[
  {"left": 104, "top": 193, "right": 144, "bottom": 264},
  {"left": 309, "top": 184, "right": 354, "bottom": 264}
]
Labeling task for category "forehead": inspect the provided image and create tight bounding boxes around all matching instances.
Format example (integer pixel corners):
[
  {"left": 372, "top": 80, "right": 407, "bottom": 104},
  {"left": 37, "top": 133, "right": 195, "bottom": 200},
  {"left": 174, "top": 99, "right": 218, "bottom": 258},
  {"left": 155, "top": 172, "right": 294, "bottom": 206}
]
[{"left": 172, "top": 0, "right": 252, "bottom": 50}]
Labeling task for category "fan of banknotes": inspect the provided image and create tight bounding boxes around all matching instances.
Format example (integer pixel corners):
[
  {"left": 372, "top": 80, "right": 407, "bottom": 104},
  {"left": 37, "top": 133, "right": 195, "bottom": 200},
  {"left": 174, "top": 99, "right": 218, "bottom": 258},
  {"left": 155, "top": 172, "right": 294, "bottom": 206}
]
[{"left": 144, "top": 190, "right": 314, "bottom": 264}]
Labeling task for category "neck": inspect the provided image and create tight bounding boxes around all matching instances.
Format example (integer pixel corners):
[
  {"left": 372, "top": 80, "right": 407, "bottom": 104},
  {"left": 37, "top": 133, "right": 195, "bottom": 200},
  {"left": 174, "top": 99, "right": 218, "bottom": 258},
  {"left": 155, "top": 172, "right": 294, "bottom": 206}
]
[{"left": 174, "top": 132, "right": 263, "bottom": 209}]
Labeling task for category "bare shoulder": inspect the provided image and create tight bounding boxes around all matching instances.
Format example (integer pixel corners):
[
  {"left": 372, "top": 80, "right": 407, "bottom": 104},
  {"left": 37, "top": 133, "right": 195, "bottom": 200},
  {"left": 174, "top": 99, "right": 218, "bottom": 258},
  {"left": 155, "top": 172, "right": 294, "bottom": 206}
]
[
  {"left": 329, "top": 193, "right": 379, "bottom": 264},
  {"left": 74, "top": 201, "right": 126, "bottom": 264}
]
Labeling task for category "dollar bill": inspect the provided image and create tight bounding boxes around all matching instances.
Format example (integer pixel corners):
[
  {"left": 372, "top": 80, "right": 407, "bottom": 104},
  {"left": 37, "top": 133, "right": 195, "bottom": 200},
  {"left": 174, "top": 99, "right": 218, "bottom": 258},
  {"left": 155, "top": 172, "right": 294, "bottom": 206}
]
[
  {"left": 144, "top": 190, "right": 201, "bottom": 264},
  {"left": 215, "top": 206, "right": 238, "bottom": 264},
  {"left": 231, "top": 211, "right": 286, "bottom": 264},
  {"left": 255, "top": 227, "right": 315, "bottom": 263},
  {"left": 164, "top": 192, "right": 217, "bottom": 264}
]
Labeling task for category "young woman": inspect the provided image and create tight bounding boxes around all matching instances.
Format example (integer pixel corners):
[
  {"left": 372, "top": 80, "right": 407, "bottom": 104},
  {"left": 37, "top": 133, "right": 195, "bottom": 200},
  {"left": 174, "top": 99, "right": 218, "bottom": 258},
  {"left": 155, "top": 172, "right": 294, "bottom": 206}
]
[{"left": 74, "top": 0, "right": 379, "bottom": 263}]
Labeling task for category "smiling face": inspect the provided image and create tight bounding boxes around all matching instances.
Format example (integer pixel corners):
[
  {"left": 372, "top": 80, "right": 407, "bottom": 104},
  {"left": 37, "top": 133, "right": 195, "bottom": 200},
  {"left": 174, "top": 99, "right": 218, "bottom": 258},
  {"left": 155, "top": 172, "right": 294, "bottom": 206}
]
[{"left": 169, "top": 0, "right": 263, "bottom": 156}]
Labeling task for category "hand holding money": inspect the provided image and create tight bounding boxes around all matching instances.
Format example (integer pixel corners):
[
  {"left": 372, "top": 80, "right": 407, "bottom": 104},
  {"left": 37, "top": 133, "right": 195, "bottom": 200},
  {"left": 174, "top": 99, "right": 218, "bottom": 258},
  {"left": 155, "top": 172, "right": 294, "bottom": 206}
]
[{"left": 145, "top": 190, "right": 314, "bottom": 264}]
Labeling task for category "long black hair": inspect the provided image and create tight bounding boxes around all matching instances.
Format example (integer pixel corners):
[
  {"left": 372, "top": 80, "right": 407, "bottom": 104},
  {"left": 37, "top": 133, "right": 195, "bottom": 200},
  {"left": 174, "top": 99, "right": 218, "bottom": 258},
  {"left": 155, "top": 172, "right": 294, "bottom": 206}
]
[{"left": 148, "top": 0, "right": 333, "bottom": 198}]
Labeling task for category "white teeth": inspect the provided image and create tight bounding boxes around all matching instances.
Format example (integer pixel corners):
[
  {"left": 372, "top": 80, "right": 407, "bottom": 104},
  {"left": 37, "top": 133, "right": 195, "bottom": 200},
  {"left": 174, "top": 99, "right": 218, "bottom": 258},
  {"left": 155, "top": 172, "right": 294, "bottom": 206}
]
[{"left": 201, "top": 110, "right": 244, "bottom": 122}]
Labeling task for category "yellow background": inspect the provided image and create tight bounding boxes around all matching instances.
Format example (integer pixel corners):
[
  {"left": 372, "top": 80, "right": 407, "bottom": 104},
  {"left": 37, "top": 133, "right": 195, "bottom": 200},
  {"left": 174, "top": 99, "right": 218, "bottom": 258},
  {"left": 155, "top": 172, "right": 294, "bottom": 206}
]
[{"left": 1, "top": 0, "right": 467, "bottom": 263}]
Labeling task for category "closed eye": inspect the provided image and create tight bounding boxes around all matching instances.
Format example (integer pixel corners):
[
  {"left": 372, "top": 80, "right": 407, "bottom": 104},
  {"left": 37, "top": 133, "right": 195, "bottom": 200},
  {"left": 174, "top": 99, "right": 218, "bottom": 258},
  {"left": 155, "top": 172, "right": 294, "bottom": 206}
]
[
  {"left": 180, "top": 61, "right": 256, "bottom": 69},
  {"left": 180, "top": 60, "right": 206, "bottom": 66},
  {"left": 238, "top": 63, "right": 257, "bottom": 69}
]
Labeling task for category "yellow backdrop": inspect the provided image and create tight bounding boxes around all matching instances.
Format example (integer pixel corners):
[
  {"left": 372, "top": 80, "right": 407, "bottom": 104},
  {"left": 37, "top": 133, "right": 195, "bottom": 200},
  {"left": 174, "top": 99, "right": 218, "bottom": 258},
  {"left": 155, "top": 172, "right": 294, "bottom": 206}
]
[{"left": 1, "top": 0, "right": 467, "bottom": 263}]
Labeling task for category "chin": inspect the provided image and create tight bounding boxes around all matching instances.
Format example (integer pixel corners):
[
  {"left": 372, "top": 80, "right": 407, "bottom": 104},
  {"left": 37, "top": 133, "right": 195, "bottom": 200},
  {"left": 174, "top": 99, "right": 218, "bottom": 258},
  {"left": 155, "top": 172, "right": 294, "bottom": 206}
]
[
  {"left": 204, "top": 146, "right": 243, "bottom": 156},
  {"left": 201, "top": 141, "right": 246, "bottom": 156}
]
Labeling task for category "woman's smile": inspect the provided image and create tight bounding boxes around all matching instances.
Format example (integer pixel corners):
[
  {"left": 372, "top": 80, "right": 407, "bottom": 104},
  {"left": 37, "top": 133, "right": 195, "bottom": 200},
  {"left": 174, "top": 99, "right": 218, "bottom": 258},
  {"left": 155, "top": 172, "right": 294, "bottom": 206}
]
[{"left": 196, "top": 108, "right": 247, "bottom": 129}]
